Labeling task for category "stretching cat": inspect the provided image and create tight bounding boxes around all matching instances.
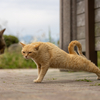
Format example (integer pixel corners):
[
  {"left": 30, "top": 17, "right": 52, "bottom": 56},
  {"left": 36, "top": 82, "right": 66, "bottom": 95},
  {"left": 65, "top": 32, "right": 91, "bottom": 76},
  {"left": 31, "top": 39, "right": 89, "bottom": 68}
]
[
  {"left": 20, "top": 41, "right": 100, "bottom": 83},
  {"left": 0, "top": 29, "right": 6, "bottom": 54}
]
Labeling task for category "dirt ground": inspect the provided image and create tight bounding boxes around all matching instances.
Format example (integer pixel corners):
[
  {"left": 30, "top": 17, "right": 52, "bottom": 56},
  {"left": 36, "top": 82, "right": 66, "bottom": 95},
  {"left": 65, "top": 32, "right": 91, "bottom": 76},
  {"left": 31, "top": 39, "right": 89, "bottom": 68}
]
[{"left": 0, "top": 69, "right": 100, "bottom": 100}]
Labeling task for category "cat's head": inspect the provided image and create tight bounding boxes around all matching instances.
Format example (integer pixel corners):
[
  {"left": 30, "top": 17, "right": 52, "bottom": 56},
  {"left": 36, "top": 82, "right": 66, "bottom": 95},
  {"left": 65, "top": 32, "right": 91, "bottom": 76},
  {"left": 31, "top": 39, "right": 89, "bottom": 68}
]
[
  {"left": 0, "top": 29, "right": 6, "bottom": 54},
  {"left": 20, "top": 42, "right": 41, "bottom": 59}
]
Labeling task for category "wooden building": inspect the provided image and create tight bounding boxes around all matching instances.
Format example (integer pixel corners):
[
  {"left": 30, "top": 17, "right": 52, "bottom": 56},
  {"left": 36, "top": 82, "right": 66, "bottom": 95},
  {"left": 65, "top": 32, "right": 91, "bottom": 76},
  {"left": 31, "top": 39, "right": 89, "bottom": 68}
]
[{"left": 60, "top": 0, "right": 100, "bottom": 65}]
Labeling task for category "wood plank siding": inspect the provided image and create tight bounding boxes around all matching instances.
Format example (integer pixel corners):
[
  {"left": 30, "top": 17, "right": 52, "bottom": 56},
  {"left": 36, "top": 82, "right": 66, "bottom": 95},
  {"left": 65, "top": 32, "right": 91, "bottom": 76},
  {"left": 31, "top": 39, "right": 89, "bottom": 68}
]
[{"left": 60, "top": 0, "right": 100, "bottom": 65}]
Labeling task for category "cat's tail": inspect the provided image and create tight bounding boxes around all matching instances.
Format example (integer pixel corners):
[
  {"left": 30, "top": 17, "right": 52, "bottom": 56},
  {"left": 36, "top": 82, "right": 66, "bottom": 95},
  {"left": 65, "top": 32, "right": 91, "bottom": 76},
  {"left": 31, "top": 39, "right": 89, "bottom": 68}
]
[{"left": 68, "top": 40, "right": 85, "bottom": 57}]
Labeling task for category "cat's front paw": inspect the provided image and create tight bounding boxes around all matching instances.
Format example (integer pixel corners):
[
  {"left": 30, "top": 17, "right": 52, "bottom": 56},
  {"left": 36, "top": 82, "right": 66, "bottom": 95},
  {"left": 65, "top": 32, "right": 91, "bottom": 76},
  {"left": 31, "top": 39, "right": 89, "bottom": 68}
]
[{"left": 33, "top": 79, "right": 41, "bottom": 83}]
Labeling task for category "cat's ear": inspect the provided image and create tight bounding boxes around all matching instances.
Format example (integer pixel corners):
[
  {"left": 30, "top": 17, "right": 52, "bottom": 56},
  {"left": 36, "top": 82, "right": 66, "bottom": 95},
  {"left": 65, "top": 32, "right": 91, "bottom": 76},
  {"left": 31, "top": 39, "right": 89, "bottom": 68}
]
[
  {"left": 34, "top": 43, "right": 41, "bottom": 50},
  {"left": 20, "top": 42, "right": 26, "bottom": 47},
  {"left": 0, "top": 28, "right": 6, "bottom": 37}
]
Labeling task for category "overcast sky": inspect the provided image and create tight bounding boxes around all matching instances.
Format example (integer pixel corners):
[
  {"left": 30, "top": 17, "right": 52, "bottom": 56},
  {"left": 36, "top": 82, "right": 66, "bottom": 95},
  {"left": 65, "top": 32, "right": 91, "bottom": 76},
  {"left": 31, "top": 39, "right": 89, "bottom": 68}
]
[{"left": 0, "top": 0, "right": 60, "bottom": 39}]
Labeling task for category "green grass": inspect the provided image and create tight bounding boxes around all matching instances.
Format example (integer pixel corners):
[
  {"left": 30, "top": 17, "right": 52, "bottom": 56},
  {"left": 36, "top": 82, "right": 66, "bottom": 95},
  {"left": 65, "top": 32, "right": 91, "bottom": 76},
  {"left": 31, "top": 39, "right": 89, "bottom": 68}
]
[
  {"left": 47, "top": 78, "right": 57, "bottom": 80},
  {"left": 90, "top": 83, "right": 100, "bottom": 86},
  {"left": 98, "top": 51, "right": 100, "bottom": 67},
  {"left": 76, "top": 79, "right": 92, "bottom": 82},
  {"left": 0, "top": 50, "right": 36, "bottom": 69}
]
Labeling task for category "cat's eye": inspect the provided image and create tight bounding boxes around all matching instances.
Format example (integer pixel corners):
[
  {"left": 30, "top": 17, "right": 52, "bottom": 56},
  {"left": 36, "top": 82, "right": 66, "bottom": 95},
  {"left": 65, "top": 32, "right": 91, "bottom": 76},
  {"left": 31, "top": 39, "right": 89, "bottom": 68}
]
[
  {"left": 29, "top": 52, "right": 32, "bottom": 53},
  {"left": 23, "top": 51, "right": 25, "bottom": 53}
]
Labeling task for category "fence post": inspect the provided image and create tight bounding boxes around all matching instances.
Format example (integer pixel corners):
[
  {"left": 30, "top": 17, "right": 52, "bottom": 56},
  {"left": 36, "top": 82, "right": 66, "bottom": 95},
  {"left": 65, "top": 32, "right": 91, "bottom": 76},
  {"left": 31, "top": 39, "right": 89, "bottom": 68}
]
[
  {"left": 60, "top": 0, "right": 63, "bottom": 49},
  {"left": 60, "top": 0, "right": 71, "bottom": 71},
  {"left": 60, "top": 0, "right": 71, "bottom": 53},
  {"left": 71, "top": 0, "right": 77, "bottom": 40},
  {"left": 85, "top": 0, "right": 97, "bottom": 65}
]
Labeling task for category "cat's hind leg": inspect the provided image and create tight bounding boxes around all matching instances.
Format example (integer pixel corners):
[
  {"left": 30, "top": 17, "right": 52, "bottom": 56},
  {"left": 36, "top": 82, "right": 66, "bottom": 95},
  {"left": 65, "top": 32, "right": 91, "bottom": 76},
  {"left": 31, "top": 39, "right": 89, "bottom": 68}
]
[
  {"left": 96, "top": 73, "right": 100, "bottom": 80},
  {"left": 84, "top": 61, "right": 100, "bottom": 80},
  {"left": 93, "top": 66, "right": 100, "bottom": 80},
  {"left": 94, "top": 67, "right": 100, "bottom": 80}
]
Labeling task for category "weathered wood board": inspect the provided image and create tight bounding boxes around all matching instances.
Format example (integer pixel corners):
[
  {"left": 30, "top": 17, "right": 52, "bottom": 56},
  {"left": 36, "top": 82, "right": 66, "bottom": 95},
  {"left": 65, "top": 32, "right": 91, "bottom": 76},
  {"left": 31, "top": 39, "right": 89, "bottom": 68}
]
[
  {"left": 95, "top": 23, "right": 100, "bottom": 37},
  {"left": 77, "top": 37, "right": 100, "bottom": 52},
  {"left": 77, "top": 26, "right": 85, "bottom": 39},
  {"left": 95, "top": 0, "right": 100, "bottom": 8},
  {"left": 95, "top": 8, "right": 100, "bottom": 22},
  {"left": 60, "top": 0, "right": 71, "bottom": 52},
  {"left": 76, "top": 22, "right": 100, "bottom": 40},
  {"left": 77, "top": 13, "right": 85, "bottom": 27},
  {"left": 77, "top": 0, "right": 100, "bottom": 9},
  {"left": 77, "top": 0, "right": 85, "bottom": 14},
  {"left": 77, "top": 0, "right": 83, "bottom": 3}
]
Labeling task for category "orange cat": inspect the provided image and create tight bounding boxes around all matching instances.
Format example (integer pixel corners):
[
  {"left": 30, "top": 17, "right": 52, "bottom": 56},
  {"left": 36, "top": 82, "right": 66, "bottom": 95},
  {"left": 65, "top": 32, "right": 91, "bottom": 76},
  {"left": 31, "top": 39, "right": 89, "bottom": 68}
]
[
  {"left": 20, "top": 41, "right": 100, "bottom": 83},
  {"left": 0, "top": 29, "right": 6, "bottom": 54}
]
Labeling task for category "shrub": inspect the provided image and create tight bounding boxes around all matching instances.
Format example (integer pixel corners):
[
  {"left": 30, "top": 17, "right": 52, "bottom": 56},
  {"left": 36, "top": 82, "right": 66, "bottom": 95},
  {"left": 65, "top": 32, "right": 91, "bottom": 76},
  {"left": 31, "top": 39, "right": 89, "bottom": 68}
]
[{"left": 3, "top": 35, "right": 19, "bottom": 47}]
